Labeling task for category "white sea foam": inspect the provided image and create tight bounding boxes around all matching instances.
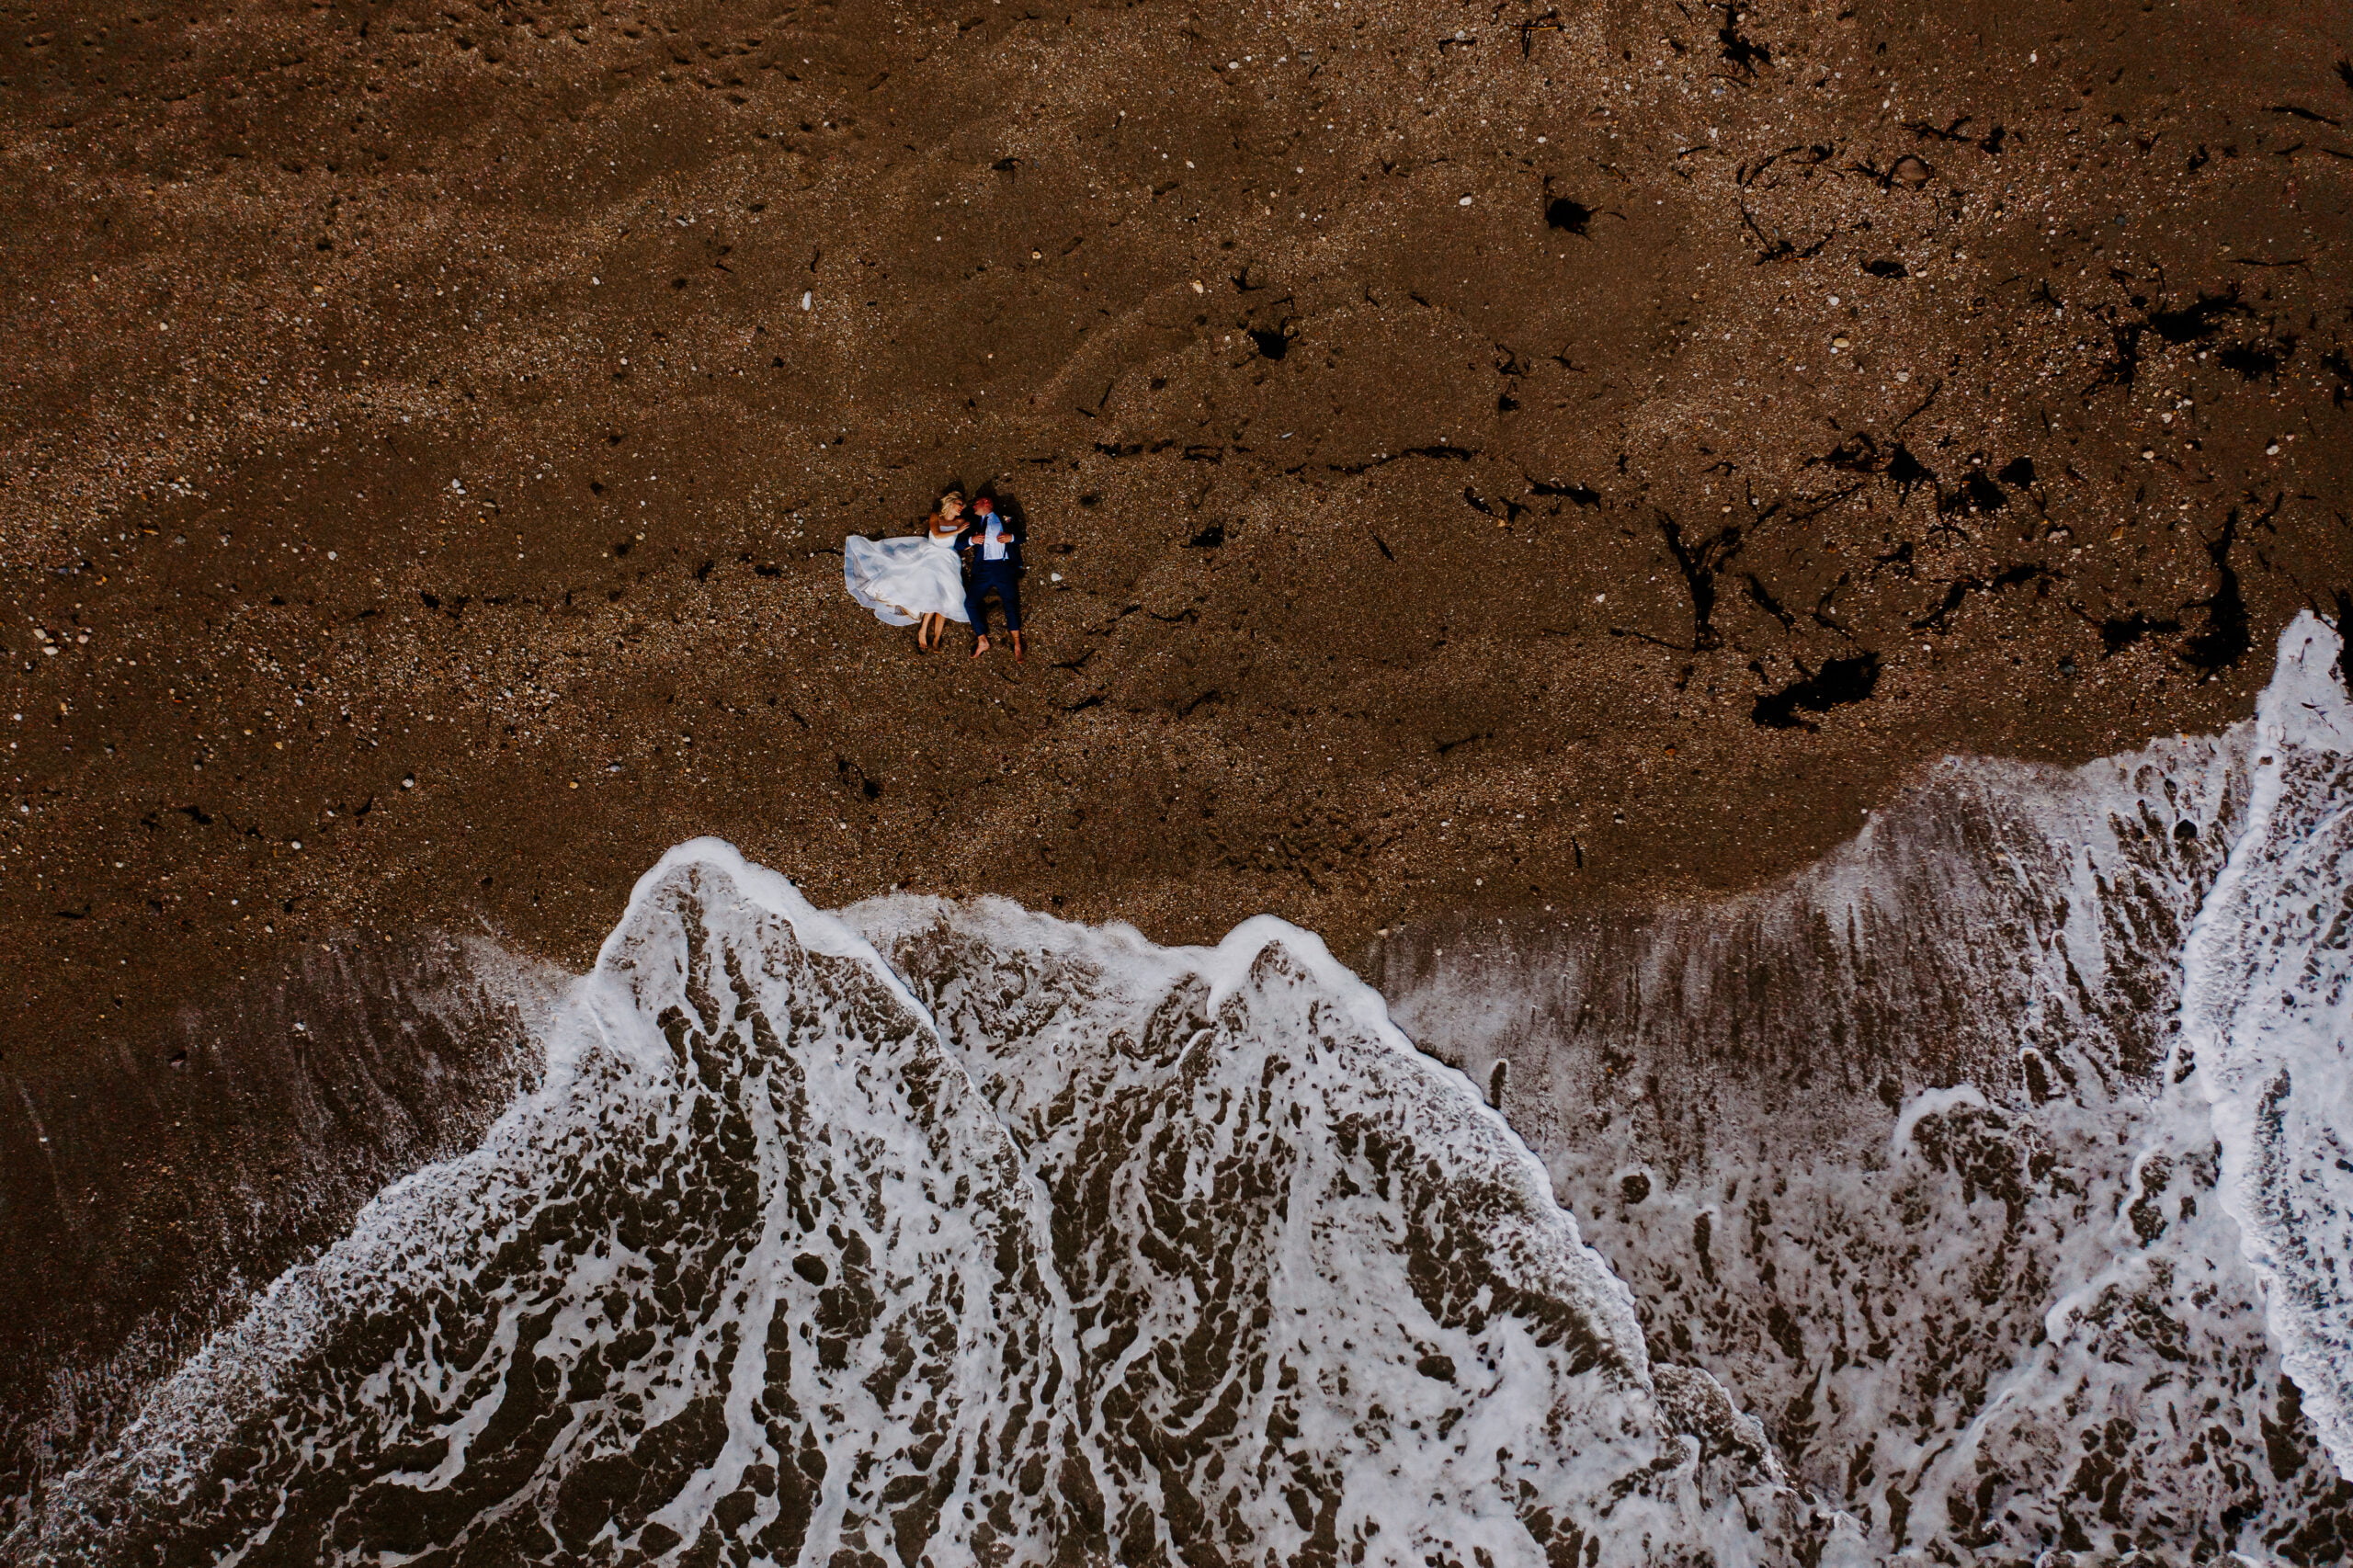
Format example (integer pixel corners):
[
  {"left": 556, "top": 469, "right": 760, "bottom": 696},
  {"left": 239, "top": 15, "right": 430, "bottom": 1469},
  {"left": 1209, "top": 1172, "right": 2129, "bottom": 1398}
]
[
  {"left": 2181, "top": 613, "right": 2353, "bottom": 1481},
  {"left": 1380, "top": 612, "right": 2353, "bottom": 1562},
  {"left": 16, "top": 845, "right": 1811, "bottom": 1565},
  {"left": 18, "top": 621, "right": 2351, "bottom": 1567}
]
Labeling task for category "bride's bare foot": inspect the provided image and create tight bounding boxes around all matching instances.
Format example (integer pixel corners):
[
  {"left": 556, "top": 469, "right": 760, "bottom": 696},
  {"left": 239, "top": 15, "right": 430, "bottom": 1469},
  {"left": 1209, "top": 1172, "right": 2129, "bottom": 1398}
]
[{"left": 972, "top": 634, "right": 991, "bottom": 658}]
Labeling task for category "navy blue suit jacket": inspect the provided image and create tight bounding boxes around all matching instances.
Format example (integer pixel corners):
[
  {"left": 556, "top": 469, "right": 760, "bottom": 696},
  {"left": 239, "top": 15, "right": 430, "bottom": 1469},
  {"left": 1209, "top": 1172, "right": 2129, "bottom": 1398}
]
[{"left": 954, "top": 514, "right": 1026, "bottom": 574}]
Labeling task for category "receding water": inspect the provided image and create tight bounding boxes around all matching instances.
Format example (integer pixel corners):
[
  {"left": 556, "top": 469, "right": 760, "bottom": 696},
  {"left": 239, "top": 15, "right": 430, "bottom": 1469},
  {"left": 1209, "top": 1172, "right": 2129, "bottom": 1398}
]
[{"left": 9, "top": 617, "right": 2351, "bottom": 1566}]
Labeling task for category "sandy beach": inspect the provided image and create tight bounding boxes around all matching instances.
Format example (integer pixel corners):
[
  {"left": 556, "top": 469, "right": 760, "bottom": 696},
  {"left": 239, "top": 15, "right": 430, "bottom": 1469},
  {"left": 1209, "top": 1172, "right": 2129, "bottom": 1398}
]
[{"left": 4, "top": 0, "right": 2350, "bottom": 1533}]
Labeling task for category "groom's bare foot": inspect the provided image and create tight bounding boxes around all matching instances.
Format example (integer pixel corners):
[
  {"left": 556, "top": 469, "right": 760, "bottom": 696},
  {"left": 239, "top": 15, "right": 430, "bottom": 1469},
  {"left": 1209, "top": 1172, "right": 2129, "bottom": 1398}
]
[
  {"left": 1010, "top": 631, "right": 1027, "bottom": 663},
  {"left": 972, "top": 635, "right": 991, "bottom": 657}
]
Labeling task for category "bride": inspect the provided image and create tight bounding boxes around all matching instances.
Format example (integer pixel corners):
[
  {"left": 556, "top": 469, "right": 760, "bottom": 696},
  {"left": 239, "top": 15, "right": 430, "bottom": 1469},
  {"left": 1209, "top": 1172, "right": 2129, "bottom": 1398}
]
[{"left": 843, "top": 490, "right": 970, "bottom": 652}]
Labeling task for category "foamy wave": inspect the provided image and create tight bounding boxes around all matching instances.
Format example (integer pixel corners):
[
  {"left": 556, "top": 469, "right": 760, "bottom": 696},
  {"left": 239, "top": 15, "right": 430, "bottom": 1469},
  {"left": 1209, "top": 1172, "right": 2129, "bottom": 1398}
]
[
  {"left": 21, "top": 620, "right": 2351, "bottom": 1567},
  {"left": 15, "top": 845, "right": 1813, "bottom": 1565},
  {"left": 1379, "top": 611, "right": 2353, "bottom": 1562},
  {"left": 2183, "top": 613, "right": 2353, "bottom": 1481}
]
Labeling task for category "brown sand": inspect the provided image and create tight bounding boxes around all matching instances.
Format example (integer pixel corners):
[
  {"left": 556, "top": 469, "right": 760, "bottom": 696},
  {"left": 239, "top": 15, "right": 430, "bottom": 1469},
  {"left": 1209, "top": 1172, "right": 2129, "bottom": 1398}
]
[{"left": 1, "top": 0, "right": 2349, "bottom": 1489}]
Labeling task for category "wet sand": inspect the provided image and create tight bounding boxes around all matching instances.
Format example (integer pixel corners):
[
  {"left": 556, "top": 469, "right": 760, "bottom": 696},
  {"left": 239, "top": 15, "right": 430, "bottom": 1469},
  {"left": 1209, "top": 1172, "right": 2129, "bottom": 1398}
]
[{"left": 3, "top": 0, "right": 2350, "bottom": 1508}]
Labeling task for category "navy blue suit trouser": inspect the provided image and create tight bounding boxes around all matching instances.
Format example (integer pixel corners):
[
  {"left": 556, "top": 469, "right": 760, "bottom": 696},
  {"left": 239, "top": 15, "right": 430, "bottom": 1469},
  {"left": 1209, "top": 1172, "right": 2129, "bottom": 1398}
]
[{"left": 966, "top": 561, "right": 1023, "bottom": 632}]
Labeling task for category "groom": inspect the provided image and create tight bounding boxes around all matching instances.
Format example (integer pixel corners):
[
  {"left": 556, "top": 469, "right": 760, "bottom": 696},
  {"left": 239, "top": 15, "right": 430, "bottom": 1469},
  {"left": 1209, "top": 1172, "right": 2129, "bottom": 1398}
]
[{"left": 956, "top": 494, "right": 1027, "bottom": 661}]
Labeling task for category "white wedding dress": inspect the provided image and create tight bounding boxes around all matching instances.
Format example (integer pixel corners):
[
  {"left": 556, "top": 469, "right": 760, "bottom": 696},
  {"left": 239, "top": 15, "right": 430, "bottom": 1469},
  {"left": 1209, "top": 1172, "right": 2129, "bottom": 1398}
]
[{"left": 843, "top": 528, "right": 968, "bottom": 627}]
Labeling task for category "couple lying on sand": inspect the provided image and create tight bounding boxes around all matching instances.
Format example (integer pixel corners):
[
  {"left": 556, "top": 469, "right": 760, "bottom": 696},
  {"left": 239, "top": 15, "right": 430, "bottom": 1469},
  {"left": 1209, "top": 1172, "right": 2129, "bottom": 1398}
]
[{"left": 842, "top": 489, "right": 1029, "bottom": 660}]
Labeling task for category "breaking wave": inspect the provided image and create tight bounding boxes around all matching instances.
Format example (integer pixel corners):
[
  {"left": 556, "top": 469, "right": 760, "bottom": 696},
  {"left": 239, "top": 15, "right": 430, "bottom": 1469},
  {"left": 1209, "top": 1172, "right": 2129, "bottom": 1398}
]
[
  {"left": 2183, "top": 617, "right": 2353, "bottom": 1484},
  {"left": 10, "top": 615, "right": 2349, "bottom": 1567},
  {"left": 12, "top": 852, "right": 1811, "bottom": 1565},
  {"left": 1378, "top": 613, "right": 2353, "bottom": 1563}
]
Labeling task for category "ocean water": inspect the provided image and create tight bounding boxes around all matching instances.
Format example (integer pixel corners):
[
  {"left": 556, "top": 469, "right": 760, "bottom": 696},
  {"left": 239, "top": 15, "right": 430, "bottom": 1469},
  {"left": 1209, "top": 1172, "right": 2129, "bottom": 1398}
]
[
  {"left": 12, "top": 849, "right": 1811, "bottom": 1565},
  {"left": 1377, "top": 613, "right": 2353, "bottom": 1563},
  {"left": 7, "top": 617, "right": 2348, "bottom": 1566}
]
